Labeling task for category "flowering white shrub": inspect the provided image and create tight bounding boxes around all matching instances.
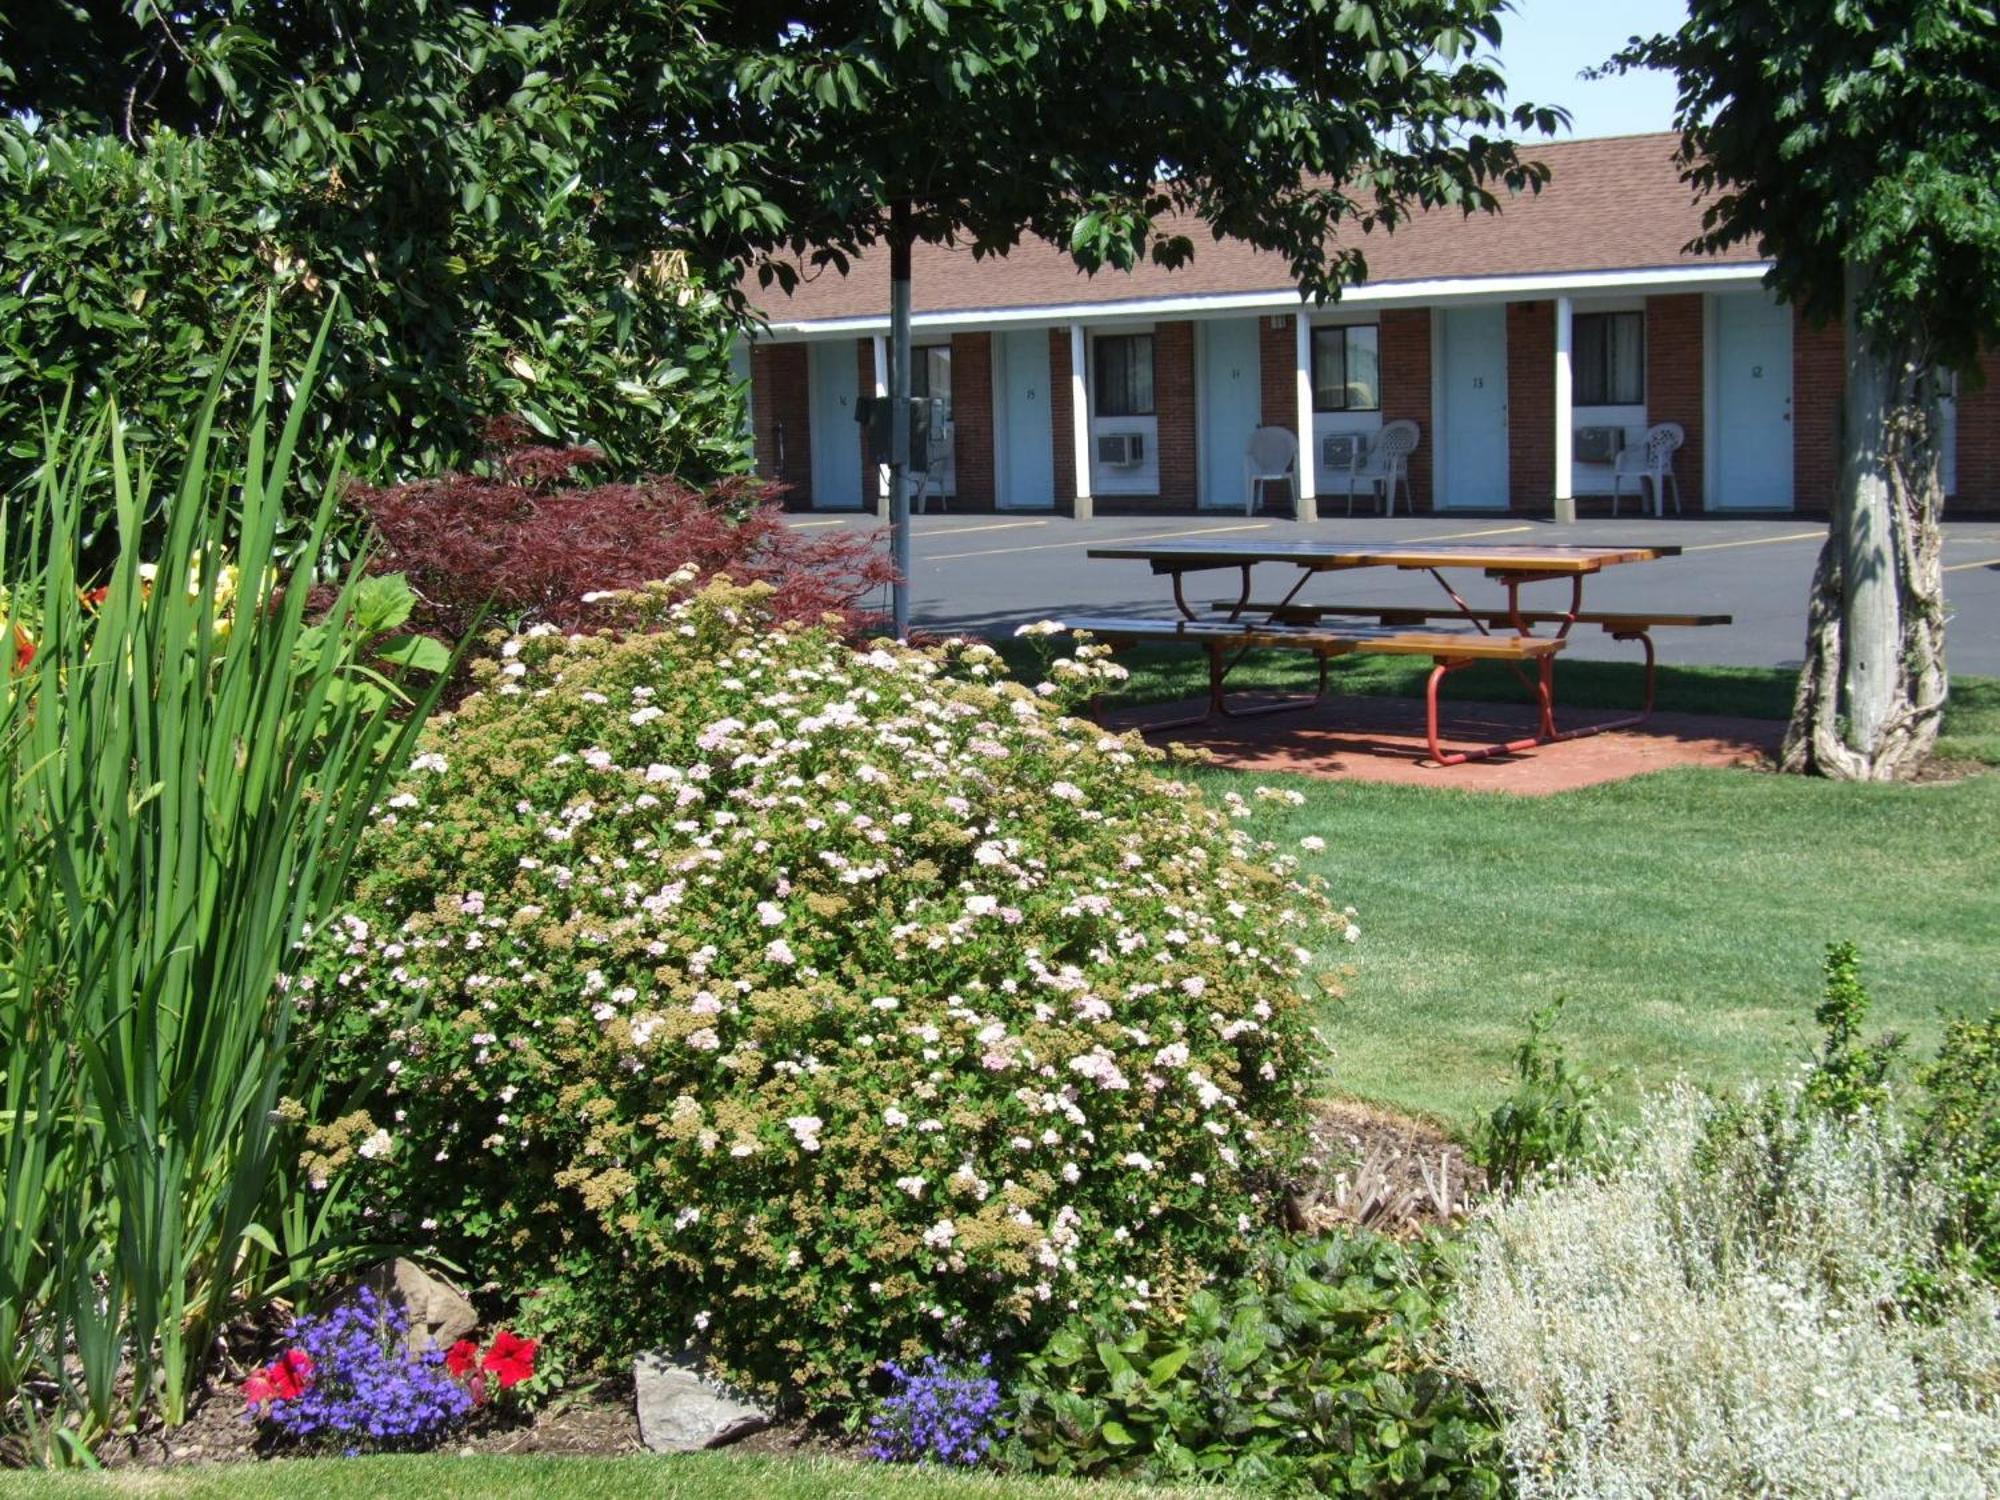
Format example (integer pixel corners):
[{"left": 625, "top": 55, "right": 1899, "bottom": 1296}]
[
  {"left": 1447, "top": 1083, "right": 2000, "bottom": 1498},
  {"left": 308, "top": 579, "right": 1339, "bottom": 1409}
]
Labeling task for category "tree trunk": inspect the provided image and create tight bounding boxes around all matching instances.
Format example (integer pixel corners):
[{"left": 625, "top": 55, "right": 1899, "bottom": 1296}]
[{"left": 1780, "top": 262, "right": 1948, "bottom": 779}]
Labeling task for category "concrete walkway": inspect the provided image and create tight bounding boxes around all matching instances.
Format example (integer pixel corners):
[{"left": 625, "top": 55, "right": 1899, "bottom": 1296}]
[{"left": 786, "top": 511, "right": 2000, "bottom": 677}]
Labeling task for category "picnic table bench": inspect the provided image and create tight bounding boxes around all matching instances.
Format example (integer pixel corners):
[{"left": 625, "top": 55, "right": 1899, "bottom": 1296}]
[
  {"left": 1066, "top": 615, "right": 1566, "bottom": 763},
  {"left": 1205, "top": 601, "right": 1733, "bottom": 716},
  {"left": 1078, "top": 538, "right": 1721, "bottom": 766}
]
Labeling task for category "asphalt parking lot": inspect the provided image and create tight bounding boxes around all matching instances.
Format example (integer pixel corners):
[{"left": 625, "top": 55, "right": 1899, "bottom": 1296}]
[{"left": 786, "top": 510, "right": 2000, "bottom": 677}]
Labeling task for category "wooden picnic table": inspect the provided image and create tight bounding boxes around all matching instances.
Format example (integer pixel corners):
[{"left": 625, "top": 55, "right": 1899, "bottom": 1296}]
[
  {"left": 1085, "top": 539, "right": 1680, "bottom": 623},
  {"left": 1079, "top": 538, "right": 1713, "bottom": 766}
]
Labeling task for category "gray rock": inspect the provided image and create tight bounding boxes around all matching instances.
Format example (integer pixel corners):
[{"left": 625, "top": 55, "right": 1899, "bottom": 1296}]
[
  {"left": 345, "top": 1258, "right": 479, "bottom": 1355},
  {"left": 633, "top": 1349, "right": 774, "bottom": 1452}
]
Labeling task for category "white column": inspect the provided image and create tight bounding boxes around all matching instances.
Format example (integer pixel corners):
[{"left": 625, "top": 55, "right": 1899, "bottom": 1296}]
[
  {"left": 1554, "top": 295, "right": 1575, "bottom": 524},
  {"left": 872, "top": 334, "right": 890, "bottom": 511},
  {"left": 1293, "top": 312, "right": 1318, "bottom": 523},
  {"left": 1069, "top": 323, "right": 1093, "bottom": 520}
]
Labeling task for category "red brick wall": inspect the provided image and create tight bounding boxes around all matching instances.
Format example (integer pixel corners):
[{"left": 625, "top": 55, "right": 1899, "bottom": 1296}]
[
  {"left": 1507, "top": 301, "right": 1554, "bottom": 509},
  {"left": 1155, "top": 321, "right": 1198, "bottom": 506},
  {"left": 1791, "top": 322, "right": 2000, "bottom": 514},
  {"left": 1955, "top": 352, "right": 2000, "bottom": 509},
  {"left": 1380, "top": 308, "right": 1433, "bottom": 512},
  {"left": 1792, "top": 311, "right": 1844, "bottom": 515},
  {"left": 1049, "top": 328, "right": 1076, "bottom": 505},
  {"left": 950, "top": 332, "right": 996, "bottom": 507},
  {"left": 751, "top": 342, "right": 811, "bottom": 508},
  {"left": 1260, "top": 314, "right": 1297, "bottom": 430},
  {"left": 1645, "top": 294, "right": 1704, "bottom": 509}
]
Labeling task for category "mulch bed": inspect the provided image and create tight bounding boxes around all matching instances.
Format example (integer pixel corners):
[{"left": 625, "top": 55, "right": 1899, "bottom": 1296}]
[
  {"left": 100, "top": 1375, "right": 644, "bottom": 1468},
  {"left": 1288, "top": 1098, "right": 1484, "bottom": 1235},
  {"left": 99, "top": 1371, "right": 839, "bottom": 1469}
]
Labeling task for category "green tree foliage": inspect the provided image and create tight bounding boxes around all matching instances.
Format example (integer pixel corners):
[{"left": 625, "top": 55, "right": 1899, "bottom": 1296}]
[
  {"left": 1607, "top": 2, "right": 2000, "bottom": 780},
  {"left": 723, "top": 1, "right": 1561, "bottom": 296},
  {"left": 706, "top": 0, "right": 1562, "bottom": 630},
  {"left": 0, "top": 2, "right": 756, "bottom": 508}
]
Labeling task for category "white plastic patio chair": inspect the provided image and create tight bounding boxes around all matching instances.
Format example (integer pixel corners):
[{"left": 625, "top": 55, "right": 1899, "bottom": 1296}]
[
  {"left": 1241, "top": 426, "right": 1299, "bottom": 515},
  {"left": 1349, "top": 419, "right": 1420, "bottom": 516},
  {"left": 1611, "top": 422, "right": 1683, "bottom": 517}
]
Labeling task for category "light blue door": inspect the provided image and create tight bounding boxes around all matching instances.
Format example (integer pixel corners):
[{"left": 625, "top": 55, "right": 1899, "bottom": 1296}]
[
  {"left": 1200, "top": 318, "right": 1262, "bottom": 509},
  {"left": 998, "top": 329, "right": 1054, "bottom": 508},
  {"left": 808, "top": 341, "right": 863, "bottom": 510},
  {"left": 1711, "top": 292, "right": 1794, "bottom": 510},
  {"left": 1437, "top": 305, "right": 1508, "bottom": 510}
]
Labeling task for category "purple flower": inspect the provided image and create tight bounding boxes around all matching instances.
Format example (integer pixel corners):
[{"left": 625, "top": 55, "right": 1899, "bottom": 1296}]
[
  {"left": 255, "top": 1286, "right": 473, "bottom": 1451},
  {"left": 866, "top": 1354, "right": 1003, "bottom": 1467}
]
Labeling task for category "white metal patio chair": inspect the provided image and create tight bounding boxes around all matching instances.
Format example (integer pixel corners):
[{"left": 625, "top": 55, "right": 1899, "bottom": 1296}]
[
  {"left": 1241, "top": 425, "right": 1299, "bottom": 515},
  {"left": 1347, "top": 419, "right": 1420, "bottom": 515},
  {"left": 911, "top": 419, "right": 955, "bottom": 514},
  {"left": 1611, "top": 421, "right": 1684, "bottom": 517}
]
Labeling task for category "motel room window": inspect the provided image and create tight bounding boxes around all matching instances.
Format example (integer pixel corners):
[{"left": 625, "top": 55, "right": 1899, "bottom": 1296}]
[
  {"left": 1311, "top": 324, "right": 1381, "bottom": 411},
  {"left": 911, "top": 344, "right": 953, "bottom": 419},
  {"left": 1093, "top": 334, "right": 1156, "bottom": 417},
  {"left": 1574, "top": 311, "right": 1645, "bottom": 405}
]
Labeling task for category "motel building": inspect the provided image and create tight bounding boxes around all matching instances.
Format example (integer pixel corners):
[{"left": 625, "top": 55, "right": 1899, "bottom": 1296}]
[{"left": 740, "top": 134, "right": 1999, "bottom": 521}]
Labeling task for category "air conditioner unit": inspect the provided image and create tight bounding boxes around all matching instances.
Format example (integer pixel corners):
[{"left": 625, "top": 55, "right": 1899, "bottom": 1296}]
[
  {"left": 1096, "top": 432, "right": 1145, "bottom": 467},
  {"left": 1575, "top": 425, "right": 1625, "bottom": 463},
  {"left": 1321, "top": 434, "right": 1362, "bottom": 470}
]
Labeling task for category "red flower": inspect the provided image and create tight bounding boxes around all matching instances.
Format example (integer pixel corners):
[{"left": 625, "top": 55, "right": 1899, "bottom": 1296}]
[
  {"left": 267, "top": 1348, "right": 314, "bottom": 1400},
  {"left": 11, "top": 624, "right": 33, "bottom": 674},
  {"left": 480, "top": 1329, "right": 537, "bottom": 1389},
  {"left": 445, "top": 1338, "right": 480, "bottom": 1378},
  {"left": 245, "top": 1347, "right": 313, "bottom": 1407}
]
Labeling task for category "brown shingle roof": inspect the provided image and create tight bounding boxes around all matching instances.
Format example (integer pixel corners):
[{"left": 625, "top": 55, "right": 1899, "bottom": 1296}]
[{"left": 749, "top": 133, "right": 1764, "bottom": 326}]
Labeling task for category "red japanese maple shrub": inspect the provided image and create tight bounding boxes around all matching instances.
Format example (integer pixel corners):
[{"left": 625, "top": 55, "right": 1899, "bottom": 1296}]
[{"left": 348, "top": 423, "right": 893, "bottom": 646}]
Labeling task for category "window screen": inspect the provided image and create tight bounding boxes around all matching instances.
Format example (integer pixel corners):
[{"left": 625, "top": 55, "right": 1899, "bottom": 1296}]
[
  {"left": 1311, "top": 325, "right": 1381, "bottom": 412},
  {"left": 1093, "top": 334, "right": 1156, "bottom": 417},
  {"left": 1575, "top": 312, "right": 1645, "bottom": 406}
]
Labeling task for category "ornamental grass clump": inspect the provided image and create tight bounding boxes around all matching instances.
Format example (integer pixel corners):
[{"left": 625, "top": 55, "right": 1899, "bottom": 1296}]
[
  {"left": 308, "top": 578, "right": 1340, "bottom": 1412},
  {"left": 1448, "top": 1083, "right": 2000, "bottom": 1498}
]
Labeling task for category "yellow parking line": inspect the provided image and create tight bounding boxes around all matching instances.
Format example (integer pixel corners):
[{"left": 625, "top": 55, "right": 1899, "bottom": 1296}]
[
  {"left": 917, "top": 519, "right": 1051, "bottom": 536},
  {"left": 929, "top": 521, "right": 1272, "bottom": 562},
  {"left": 1943, "top": 555, "right": 2000, "bottom": 574},
  {"left": 787, "top": 517, "right": 856, "bottom": 529},
  {"left": 1680, "top": 529, "right": 1825, "bottom": 552}
]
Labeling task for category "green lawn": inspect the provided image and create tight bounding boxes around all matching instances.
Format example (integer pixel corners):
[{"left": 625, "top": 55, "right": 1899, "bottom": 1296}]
[
  {"left": 0, "top": 1455, "right": 1174, "bottom": 1500},
  {"left": 1012, "top": 641, "right": 2000, "bottom": 1129},
  {"left": 1230, "top": 762, "right": 2000, "bottom": 1127}
]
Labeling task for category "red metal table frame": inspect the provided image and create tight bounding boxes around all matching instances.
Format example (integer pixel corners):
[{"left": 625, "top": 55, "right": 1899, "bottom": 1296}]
[{"left": 1084, "top": 539, "right": 1682, "bottom": 765}]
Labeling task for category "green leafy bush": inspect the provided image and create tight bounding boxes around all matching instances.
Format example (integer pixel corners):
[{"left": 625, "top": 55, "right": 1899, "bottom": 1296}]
[
  {"left": 0, "top": 112, "right": 745, "bottom": 528},
  {"left": 1802, "top": 940, "right": 1903, "bottom": 1118},
  {"left": 1006, "top": 1233, "right": 1504, "bottom": 1496},
  {"left": 1471, "top": 998, "right": 1606, "bottom": 1193},
  {"left": 1914, "top": 1014, "right": 2000, "bottom": 1283},
  {"left": 305, "top": 583, "right": 1339, "bottom": 1411}
]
